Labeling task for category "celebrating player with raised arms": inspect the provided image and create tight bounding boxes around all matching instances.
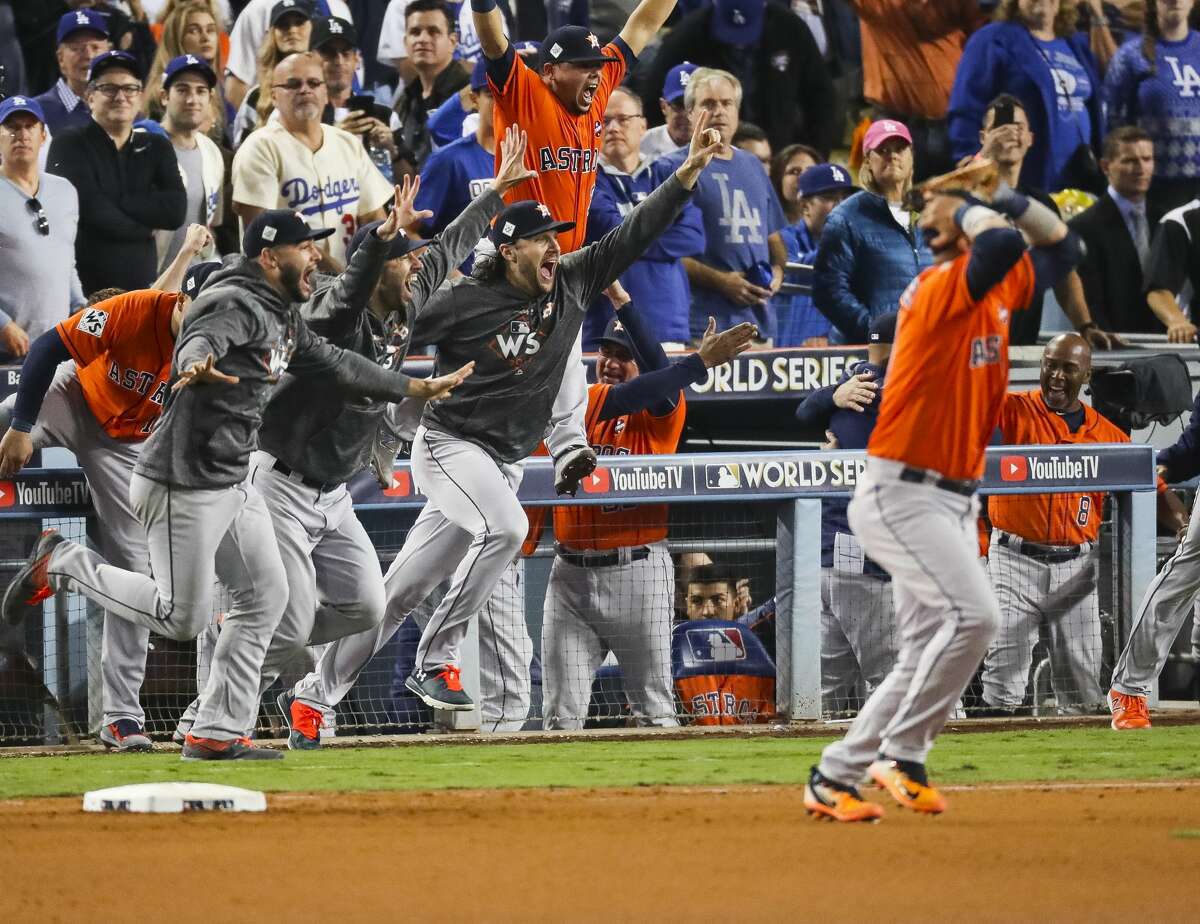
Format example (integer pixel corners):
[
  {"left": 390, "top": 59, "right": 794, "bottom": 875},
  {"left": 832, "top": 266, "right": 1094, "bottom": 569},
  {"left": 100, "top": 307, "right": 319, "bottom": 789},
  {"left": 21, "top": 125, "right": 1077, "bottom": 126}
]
[{"left": 803, "top": 161, "right": 1084, "bottom": 822}]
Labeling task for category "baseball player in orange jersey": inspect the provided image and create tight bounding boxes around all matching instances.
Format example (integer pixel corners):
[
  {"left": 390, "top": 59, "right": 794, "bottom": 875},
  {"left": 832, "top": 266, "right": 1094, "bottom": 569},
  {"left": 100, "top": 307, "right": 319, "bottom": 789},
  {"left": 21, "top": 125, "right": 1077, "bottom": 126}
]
[
  {"left": 981, "top": 334, "right": 1186, "bottom": 715},
  {"left": 803, "top": 162, "right": 1084, "bottom": 823},
  {"left": 0, "top": 278, "right": 204, "bottom": 752},
  {"left": 541, "top": 283, "right": 755, "bottom": 729}
]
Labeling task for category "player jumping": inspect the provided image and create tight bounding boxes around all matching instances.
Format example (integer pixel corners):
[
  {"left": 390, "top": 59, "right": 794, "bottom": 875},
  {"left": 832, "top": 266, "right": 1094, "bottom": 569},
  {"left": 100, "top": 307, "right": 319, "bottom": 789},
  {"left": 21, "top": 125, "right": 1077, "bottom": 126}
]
[{"left": 803, "top": 161, "right": 1084, "bottom": 822}]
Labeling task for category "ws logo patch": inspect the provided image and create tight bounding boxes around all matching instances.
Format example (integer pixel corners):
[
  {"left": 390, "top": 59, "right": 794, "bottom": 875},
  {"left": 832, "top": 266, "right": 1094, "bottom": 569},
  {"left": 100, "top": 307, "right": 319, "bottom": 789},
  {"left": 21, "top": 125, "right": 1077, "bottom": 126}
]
[{"left": 491, "top": 317, "right": 542, "bottom": 371}]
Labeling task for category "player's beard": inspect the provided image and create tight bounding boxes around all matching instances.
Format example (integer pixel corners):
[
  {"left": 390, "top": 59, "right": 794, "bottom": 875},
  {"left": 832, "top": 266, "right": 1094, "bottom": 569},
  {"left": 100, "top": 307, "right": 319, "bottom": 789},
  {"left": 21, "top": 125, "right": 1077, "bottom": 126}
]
[{"left": 280, "top": 261, "right": 309, "bottom": 302}]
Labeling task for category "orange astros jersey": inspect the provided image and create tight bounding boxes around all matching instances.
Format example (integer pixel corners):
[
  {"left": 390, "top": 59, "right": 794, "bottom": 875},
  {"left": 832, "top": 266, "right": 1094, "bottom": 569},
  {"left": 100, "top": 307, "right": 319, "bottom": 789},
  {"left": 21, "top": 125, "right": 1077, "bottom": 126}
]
[
  {"left": 870, "top": 251, "right": 1036, "bottom": 481},
  {"left": 989, "top": 390, "right": 1167, "bottom": 545},
  {"left": 553, "top": 382, "right": 685, "bottom": 551},
  {"left": 56, "top": 290, "right": 178, "bottom": 441},
  {"left": 489, "top": 40, "right": 630, "bottom": 253}
]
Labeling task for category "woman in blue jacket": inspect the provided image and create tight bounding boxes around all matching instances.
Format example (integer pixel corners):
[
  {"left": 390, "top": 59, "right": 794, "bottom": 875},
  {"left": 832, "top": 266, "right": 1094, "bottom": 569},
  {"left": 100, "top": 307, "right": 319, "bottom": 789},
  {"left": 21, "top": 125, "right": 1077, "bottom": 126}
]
[
  {"left": 948, "top": 0, "right": 1104, "bottom": 192},
  {"left": 812, "top": 120, "right": 932, "bottom": 344},
  {"left": 1105, "top": 0, "right": 1200, "bottom": 212}
]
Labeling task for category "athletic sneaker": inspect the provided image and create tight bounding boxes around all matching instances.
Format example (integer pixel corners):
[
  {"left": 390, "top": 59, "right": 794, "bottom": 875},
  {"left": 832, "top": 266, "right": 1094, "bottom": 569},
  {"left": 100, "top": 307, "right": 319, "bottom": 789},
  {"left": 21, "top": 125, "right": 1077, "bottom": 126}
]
[
  {"left": 277, "top": 690, "right": 321, "bottom": 751},
  {"left": 1108, "top": 689, "right": 1152, "bottom": 730},
  {"left": 803, "top": 766, "right": 884, "bottom": 823},
  {"left": 868, "top": 757, "right": 947, "bottom": 814},
  {"left": 99, "top": 719, "right": 153, "bottom": 753},
  {"left": 405, "top": 665, "right": 474, "bottom": 711},
  {"left": 181, "top": 734, "right": 284, "bottom": 761},
  {"left": 2, "top": 529, "right": 65, "bottom": 626},
  {"left": 553, "top": 445, "right": 597, "bottom": 496}
]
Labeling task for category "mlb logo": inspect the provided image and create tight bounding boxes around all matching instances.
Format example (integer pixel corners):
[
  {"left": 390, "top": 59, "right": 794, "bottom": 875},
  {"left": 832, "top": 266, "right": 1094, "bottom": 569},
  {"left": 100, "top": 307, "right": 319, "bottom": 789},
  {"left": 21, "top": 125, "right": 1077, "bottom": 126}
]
[
  {"left": 1000, "top": 455, "right": 1028, "bottom": 482},
  {"left": 705, "top": 463, "right": 741, "bottom": 489},
  {"left": 382, "top": 470, "right": 411, "bottom": 497},
  {"left": 510, "top": 319, "right": 531, "bottom": 334},
  {"left": 686, "top": 627, "right": 747, "bottom": 662},
  {"left": 594, "top": 120, "right": 602, "bottom": 138}
]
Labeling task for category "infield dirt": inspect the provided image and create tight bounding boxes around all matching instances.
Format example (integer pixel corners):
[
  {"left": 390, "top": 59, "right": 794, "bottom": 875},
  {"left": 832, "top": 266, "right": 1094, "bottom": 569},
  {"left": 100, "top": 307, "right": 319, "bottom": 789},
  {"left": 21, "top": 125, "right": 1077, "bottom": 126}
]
[{"left": 2, "top": 783, "right": 1197, "bottom": 922}]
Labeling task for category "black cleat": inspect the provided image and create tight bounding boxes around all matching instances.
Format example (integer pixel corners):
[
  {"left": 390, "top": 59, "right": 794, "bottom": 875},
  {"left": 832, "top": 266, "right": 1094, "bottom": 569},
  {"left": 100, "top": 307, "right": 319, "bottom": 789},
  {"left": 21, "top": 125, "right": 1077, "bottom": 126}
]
[
  {"left": 99, "top": 719, "right": 153, "bottom": 753},
  {"left": 405, "top": 665, "right": 474, "bottom": 711},
  {"left": 181, "top": 734, "right": 284, "bottom": 761},
  {"left": 2, "top": 529, "right": 65, "bottom": 626},
  {"left": 553, "top": 445, "right": 597, "bottom": 496}
]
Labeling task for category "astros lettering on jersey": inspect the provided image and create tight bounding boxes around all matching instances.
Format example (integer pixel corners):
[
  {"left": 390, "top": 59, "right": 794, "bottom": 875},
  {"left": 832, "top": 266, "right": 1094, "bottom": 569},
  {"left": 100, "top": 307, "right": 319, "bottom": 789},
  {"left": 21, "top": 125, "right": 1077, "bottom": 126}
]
[
  {"left": 55, "top": 290, "right": 180, "bottom": 440},
  {"left": 489, "top": 38, "right": 633, "bottom": 253},
  {"left": 870, "top": 252, "right": 1036, "bottom": 481}
]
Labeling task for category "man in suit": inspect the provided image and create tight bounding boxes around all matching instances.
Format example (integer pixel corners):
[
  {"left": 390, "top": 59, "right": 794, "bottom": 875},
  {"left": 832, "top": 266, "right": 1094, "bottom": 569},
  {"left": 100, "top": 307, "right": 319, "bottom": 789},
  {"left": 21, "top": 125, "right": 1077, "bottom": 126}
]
[{"left": 1070, "top": 127, "right": 1163, "bottom": 336}]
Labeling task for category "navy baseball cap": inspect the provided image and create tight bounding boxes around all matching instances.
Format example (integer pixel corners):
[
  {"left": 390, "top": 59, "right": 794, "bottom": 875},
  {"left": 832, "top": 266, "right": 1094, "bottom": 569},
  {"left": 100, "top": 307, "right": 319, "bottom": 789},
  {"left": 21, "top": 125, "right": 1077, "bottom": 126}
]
[
  {"left": 347, "top": 220, "right": 430, "bottom": 263},
  {"left": 662, "top": 61, "right": 698, "bottom": 104},
  {"left": 799, "top": 163, "right": 856, "bottom": 198},
  {"left": 490, "top": 200, "right": 575, "bottom": 245},
  {"left": 57, "top": 9, "right": 109, "bottom": 44},
  {"left": 711, "top": 0, "right": 766, "bottom": 47},
  {"left": 868, "top": 312, "right": 898, "bottom": 344},
  {"left": 88, "top": 50, "right": 142, "bottom": 83},
  {"left": 183, "top": 261, "right": 222, "bottom": 296},
  {"left": 270, "top": 0, "right": 313, "bottom": 27},
  {"left": 541, "top": 26, "right": 619, "bottom": 68},
  {"left": 244, "top": 209, "right": 335, "bottom": 258},
  {"left": 597, "top": 316, "right": 634, "bottom": 353},
  {"left": 311, "top": 16, "right": 358, "bottom": 50},
  {"left": 163, "top": 54, "right": 217, "bottom": 89},
  {"left": 0, "top": 95, "right": 46, "bottom": 126}
]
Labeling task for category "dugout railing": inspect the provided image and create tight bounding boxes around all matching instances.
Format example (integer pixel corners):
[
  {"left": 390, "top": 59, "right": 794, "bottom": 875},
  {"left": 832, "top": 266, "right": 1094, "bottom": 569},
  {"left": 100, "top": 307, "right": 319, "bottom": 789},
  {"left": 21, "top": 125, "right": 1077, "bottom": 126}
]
[{"left": 0, "top": 444, "right": 1160, "bottom": 746}]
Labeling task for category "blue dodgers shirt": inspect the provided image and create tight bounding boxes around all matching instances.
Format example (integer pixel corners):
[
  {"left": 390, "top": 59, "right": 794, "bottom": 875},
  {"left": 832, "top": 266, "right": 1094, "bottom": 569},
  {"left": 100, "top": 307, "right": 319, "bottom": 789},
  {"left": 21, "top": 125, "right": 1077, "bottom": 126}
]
[
  {"left": 653, "top": 146, "right": 786, "bottom": 338},
  {"left": 1036, "top": 37, "right": 1095, "bottom": 182},
  {"left": 415, "top": 134, "right": 494, "bottom": 269}
]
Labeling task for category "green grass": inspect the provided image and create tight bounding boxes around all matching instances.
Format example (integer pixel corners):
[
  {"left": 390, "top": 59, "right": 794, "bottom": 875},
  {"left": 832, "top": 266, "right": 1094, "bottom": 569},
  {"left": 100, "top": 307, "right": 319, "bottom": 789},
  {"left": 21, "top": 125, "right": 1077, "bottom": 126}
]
[{"left": 1, "top": 726, "right": 1197, "bottom": 800}]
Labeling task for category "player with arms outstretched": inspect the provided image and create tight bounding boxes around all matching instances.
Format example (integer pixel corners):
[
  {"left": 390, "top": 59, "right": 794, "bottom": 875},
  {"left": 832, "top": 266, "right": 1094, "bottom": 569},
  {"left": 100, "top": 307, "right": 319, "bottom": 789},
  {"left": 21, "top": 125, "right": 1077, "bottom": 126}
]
[{"left": 803, "top": 161, "right": 1084, "bottom": 822}]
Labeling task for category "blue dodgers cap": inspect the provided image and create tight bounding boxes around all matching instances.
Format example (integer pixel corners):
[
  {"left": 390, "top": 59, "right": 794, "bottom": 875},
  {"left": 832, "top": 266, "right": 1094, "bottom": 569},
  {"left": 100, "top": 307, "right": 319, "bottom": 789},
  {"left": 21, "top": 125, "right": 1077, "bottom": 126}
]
[
  {"left": 540, "top": 26, "right": 619, "bottom": 67},
  {"left": 710, "top": 0, "right": 766, "bottom": 47},
  {"left": 490, "top": 200, "right": 575, "bottom": 245},
  {"left": 243, "top": 209, "right": 335, "bottom": 257},
  {"left": 597, "top": 316, "right": 634, "bottom": 353},
  {"left": 163, "top": 54, "right": 217, "bottom": 89},
  {"left": 88, "top": 50, "right": 142, "bottom": 83},
  {"left": 868, "top": 311, "right": 898, "bottom": 344},
  {"left": 662, "top": 61, "right": 698, "bottom": 103},
  {"left": 183, "top": 261, "right": 222, "bottom": 296},
  {"left": 57, "top": 9, "right": 109, "bottom": 44},
  {"left": 0, "top": 95, "right": 46, "bottom": 126},
  {"left": 346, "top": 220, "right": 430, "bottom": 263},
  {"left": 798, "top": 163, "right": 856, "bottom": 198}
]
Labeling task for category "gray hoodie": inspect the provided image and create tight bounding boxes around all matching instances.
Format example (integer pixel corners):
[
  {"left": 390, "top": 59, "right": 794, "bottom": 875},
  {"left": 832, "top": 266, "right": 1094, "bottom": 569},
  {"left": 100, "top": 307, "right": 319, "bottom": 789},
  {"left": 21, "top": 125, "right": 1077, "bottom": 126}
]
[
  {"left": 256, "top": 188, "right": 506, "bottom": 486},
  {"left": 135, "top": 257, "right": 417, "bottom": 489},
  {"left": 418, "top": 174, "right": 694, "bottom": 464}
]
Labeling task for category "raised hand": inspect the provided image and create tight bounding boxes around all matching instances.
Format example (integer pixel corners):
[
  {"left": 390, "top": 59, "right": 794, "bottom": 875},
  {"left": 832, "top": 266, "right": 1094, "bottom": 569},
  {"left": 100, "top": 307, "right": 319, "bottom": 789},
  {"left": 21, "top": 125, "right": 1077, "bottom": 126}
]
[
  {"left": 377, "top": 175, "right": 432, "bottom": 241},
  {"left": 604, "top": 279, "right": 631, "bottom": 309},
  {"left": 674, "top": 109, "right": 725, "bottom": 188},
  {"left": 492, "top": 125, "right": 537, "bottom": 195},
  {"left": 172, "top": 354, "right": 240, "bottom": 392},
  {"left": 697, "top": 317, "right": 757, "bottom": 368},
  {"left": 410, "top": 361, "right": 475, "bottom": 401}
]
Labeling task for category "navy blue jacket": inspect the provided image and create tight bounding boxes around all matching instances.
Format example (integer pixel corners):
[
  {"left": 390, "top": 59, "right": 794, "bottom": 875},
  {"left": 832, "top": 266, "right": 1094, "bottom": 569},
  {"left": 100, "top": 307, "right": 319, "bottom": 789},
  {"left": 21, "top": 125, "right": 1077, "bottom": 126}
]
[
  {"left": 795, "top": 359, "right": 887, "bottom": 575},
  {"left": 1157, "top": 389, "right": 1200, "bottom": 482},
  {"left": 948, "top": 22, "right": 1103, "bottom": 191},
  {"left": 33, "top": 84, "right": 91, "bottom": 136},
  {"left": 812, "top": 191, "right": 931, "bottom": 344}
]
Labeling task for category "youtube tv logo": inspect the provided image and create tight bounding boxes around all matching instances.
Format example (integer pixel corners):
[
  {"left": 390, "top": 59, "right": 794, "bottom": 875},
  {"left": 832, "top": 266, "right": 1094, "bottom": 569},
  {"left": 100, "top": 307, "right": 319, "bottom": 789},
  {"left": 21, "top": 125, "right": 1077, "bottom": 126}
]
[
  {"left": 382, "top": 470, "right": 411, "bottom": 497},
  {"left": 581, "top": 468, "right": 611, "bottom": 494},
  {"left": 0, "top": 481, "right": 12, "bottom": 507},
  {"left": 1000, "top": 456, "right": 1028, "bottom": 482}
]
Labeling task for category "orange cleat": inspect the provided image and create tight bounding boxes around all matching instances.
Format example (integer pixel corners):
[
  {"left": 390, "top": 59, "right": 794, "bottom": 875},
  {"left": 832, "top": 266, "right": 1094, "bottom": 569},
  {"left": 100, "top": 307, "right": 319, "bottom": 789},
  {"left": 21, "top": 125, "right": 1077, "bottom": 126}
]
[
  {"left": 869, "top": 758, "right": 947, "bottom": 814},
  {"left": 277, "top": 690, "right": 322, "bottom": 750},
  {"left": 804, "top": 767, "right": 884, "bottom": 823},
  {"left": 1108, "top": 689, "right": 1151, "bottom": 730}
]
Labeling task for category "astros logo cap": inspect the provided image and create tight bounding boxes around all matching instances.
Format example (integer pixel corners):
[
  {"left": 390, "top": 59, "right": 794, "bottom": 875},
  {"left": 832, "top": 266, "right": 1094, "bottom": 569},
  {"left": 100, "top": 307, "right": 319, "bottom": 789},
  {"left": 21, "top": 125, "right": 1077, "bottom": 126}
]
[
  {"left": 490, "top": 201, "right": 576, "bottom": 245},
  {"left": 540, "top": 25, "right": 619, "bottom": 68}
]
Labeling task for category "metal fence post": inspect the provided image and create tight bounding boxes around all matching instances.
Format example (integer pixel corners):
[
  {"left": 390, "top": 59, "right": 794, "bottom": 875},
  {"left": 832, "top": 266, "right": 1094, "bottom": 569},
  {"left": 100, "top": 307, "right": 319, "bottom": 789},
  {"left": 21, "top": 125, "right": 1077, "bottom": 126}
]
[
  {"left": 776, "top": 498, "right": 822, "bottom": 721},
  {"left": 1116, "top": 488, "right": 1158, "bottom": 704}
]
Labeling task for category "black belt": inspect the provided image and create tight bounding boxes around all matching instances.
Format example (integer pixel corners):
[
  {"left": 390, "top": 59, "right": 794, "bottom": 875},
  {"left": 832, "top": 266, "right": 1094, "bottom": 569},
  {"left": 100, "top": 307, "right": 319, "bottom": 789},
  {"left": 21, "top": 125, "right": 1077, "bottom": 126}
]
[
  {"left": 898, "top": 466, "right": 978, "bottom": 497},
  {"left": 555, "top": 544, "right": 651, "bottom": 568},
  {"left": 269, "top": 458, "right": 338, "bottom": 493},
  {"left": 998, "top": 533, "right": 1085, "bottom": 564}
]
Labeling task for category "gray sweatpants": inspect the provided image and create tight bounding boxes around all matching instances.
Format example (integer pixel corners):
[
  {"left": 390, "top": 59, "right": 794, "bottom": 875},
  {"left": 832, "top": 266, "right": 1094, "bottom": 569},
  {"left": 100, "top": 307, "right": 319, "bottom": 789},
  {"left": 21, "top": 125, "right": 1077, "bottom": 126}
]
[
  {"left": 541, "top": 543, "right": 678, "bottom": 730},
  {"left": 1, "top": 367, "right": 151, "bottom": 729},
  {"left": 818, "top": 457, "right": 999, "bottom": 783},
  {"left": 982, "top": 533, "right": 1102, "bottom": 712},
  {"left": 1111, "top": 496, "right": 1200, "bottom": 698},
  {"left": 820, "top": 563, "right": 896, "bottom": 713},
  {"left": 48, "top": 473, "right": 288, "bottom": 740}
]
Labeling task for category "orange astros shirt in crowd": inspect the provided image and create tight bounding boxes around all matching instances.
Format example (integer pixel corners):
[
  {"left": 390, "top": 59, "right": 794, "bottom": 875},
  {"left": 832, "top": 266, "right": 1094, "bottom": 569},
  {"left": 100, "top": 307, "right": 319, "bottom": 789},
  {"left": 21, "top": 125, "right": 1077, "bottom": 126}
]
[
  {"left": 868, "top": 250, "right": 1036, "bottom": 482},
  {"left": 55, "top": 290, "right": 179, "bottom": 441}
]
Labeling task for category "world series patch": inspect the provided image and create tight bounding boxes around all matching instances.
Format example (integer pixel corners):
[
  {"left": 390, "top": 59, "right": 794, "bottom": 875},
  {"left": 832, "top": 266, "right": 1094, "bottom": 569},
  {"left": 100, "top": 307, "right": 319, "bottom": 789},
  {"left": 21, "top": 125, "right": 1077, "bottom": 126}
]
[{"left": 78, "top": 308, "right": 109, "bottom": 338}]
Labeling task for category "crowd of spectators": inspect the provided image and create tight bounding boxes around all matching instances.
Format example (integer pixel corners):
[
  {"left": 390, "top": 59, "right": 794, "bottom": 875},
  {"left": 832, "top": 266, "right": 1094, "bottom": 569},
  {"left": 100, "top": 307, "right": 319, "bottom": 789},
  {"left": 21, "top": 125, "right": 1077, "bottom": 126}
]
[{"left": 2, "top": 1, "right": 1200, "bottom": 359}]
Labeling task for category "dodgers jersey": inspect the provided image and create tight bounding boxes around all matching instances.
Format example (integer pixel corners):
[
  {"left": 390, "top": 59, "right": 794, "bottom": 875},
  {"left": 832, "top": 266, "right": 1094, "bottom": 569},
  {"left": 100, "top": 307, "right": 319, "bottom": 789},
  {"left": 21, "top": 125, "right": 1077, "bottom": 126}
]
[
  {"left": 231, "top": 121, "right": 393, "bottom": 265},
  {"left": 415, "top": 134, "right": 495, "bottom": 270}
]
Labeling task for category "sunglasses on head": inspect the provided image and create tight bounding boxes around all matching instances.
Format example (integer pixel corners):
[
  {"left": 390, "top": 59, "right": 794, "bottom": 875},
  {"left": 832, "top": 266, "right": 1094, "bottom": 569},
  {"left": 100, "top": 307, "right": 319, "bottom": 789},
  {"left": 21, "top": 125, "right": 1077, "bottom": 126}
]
[{"left": 26, "top": 197, "right": 48, "bottom": 236}]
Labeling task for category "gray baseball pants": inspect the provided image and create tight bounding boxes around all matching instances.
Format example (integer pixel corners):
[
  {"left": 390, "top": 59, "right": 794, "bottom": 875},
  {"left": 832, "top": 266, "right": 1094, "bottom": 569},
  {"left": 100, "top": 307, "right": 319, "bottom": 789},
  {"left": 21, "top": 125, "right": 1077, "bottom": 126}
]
[
  {"left": 47, "top": 472, "right": 288, "bottom": 740},
  {"left": 1, "top": 367, "right": 152, "bottom": 730},
  {"left": 820, "top": 562, "right": 897, "bottom": 714},
  {"left": 818, "top": 457, "right": 999, "bottom": 784},
  {"left": 1112, "top": 495, "right": 1200, "bottom": 698},
  {"left": 982, "top": 533, "right": 1102, "bottom": 712},
  {"left": 541, "top": 543, "right": 678, "bottom": 730}
]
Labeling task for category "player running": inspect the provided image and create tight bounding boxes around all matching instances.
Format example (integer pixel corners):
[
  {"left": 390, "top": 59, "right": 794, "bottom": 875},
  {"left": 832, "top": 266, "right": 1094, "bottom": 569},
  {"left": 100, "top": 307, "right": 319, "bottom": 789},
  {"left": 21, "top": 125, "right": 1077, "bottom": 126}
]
[
  {"left": 1, "top": 210, "right": 470, "bottom": 761},
  {"left": 803, "top": 161, "right": 1084, "bottom": 822}
]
